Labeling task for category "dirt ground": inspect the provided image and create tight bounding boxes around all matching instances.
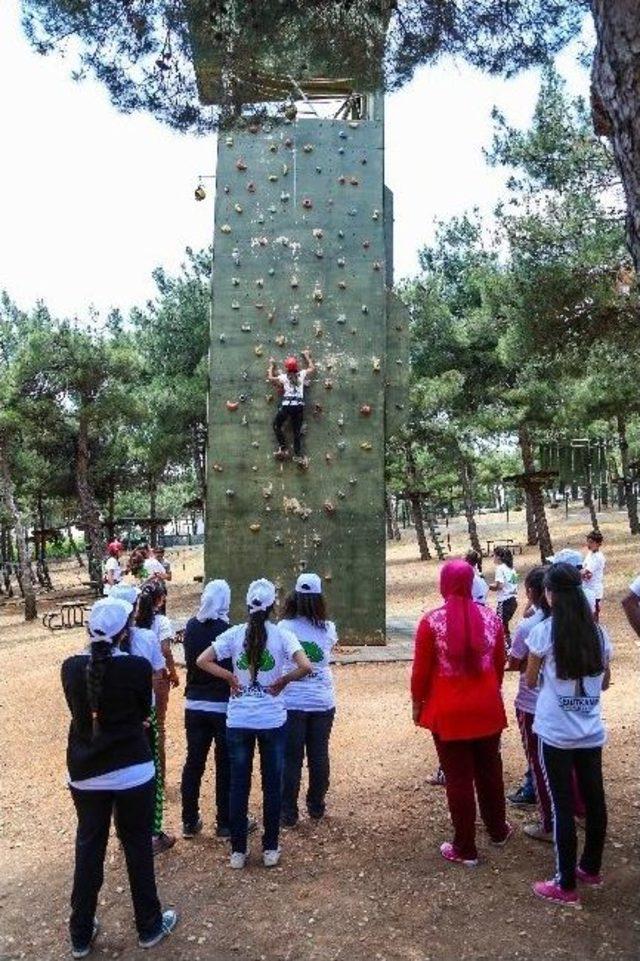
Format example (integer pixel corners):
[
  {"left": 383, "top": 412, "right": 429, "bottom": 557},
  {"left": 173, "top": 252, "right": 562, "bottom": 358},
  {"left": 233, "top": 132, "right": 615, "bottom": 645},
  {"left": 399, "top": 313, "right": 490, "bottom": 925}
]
[{"left": 1, "top": 506, "right": 639, "bottom": 961}]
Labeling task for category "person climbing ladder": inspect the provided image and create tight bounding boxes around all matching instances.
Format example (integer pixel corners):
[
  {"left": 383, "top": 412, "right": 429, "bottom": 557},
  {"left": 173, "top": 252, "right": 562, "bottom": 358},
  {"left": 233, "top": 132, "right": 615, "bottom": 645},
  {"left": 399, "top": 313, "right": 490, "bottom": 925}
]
[{"left": 268, "top": 350, "right": 315, "bottom": 467}]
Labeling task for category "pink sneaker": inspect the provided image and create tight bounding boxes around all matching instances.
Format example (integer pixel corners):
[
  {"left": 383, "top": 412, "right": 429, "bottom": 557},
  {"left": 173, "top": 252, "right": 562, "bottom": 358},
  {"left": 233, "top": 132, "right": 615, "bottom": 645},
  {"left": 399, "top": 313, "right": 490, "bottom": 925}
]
[
  {"left": 440, "top": 842, "right": 478, "bottom": 867},
  {"left": 533, "top": 880, "right": 580, "bottom": 907},
  {"left": 490, "top": 822, "right": 514, "bottom": 846},
  {"left": 577, "top": 866, "right": 604, "bottom": 887}
]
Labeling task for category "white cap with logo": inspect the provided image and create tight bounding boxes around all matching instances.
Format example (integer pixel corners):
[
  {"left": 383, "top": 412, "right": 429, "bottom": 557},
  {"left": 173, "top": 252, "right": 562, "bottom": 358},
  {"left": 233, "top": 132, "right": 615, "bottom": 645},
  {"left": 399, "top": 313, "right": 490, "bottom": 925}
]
[
  {"left": 88, "top": 598, "right": 133, "bottom": 642},
  {"left": 295, "top": 572, "right": 322, "bottom": 595},
  {"left": 246, "top": 578, "right": 277, "bottom": 613},
  {"left": 110, "top": 584, "right": 140, "bottom": 605},
  {"left": 546, "top": 549, "right": 583, "bottom": 569}
]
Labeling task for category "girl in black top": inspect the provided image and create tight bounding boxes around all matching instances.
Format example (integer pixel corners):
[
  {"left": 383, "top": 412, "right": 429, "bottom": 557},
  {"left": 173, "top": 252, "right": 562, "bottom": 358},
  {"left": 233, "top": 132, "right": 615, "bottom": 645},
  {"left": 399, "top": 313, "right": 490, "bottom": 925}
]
[{"left": 61, "top": 598, "right": 178, "bottom": 957}]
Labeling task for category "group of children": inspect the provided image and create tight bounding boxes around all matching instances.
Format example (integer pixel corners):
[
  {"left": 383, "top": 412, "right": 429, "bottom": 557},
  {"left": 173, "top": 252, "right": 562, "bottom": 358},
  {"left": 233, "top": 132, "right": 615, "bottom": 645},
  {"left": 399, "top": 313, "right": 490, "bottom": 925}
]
[{"left": 62, "top": 560, "right": 337, "bottom": 958}]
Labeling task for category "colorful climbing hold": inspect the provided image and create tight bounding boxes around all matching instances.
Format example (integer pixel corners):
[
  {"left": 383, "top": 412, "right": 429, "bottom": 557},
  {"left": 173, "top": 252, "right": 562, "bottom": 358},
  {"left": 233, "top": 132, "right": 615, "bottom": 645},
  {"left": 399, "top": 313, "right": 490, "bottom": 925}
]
[
  {"left": 313, "top": 285, "right": 323, "bottom": 302},
  {"left": 220, "top": 224, "right": 232, "bottom": 234},
  {"left": 302, "top": 144, "right": 314, "bottom": 153},
  {"left": 302, "top": 198, "right": 313, "bottom": 209},
  {"left": 249, "top": 522, "right": 262, "bottom": 533},
  {"left": 360, "top": 404, "right": 373, "bottom": 416},
  {"left": 236, "top": 158, "right": 247, "bottom": 171},
  {"left": 323, "top": 500, "right": 336, "bottom": 514},
  {"left": 360, "top": 441, "right": 373, "bottom": 451},
  {"left": 226, "top": 401, "right": 239, "bottom": 411}
]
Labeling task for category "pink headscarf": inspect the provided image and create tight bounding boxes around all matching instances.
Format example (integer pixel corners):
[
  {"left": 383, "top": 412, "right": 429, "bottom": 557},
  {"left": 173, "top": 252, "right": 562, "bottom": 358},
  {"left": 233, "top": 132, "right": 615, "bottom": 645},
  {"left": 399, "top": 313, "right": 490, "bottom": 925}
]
[{"left": 439, "top": 560, "right": 487, "bottom": 674}]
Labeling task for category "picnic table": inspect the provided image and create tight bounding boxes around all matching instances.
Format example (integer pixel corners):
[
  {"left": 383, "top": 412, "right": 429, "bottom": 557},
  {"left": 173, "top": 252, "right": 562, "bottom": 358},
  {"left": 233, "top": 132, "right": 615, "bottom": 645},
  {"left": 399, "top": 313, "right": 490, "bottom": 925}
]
[{"left": 484, "top": 538, "right": 523, "bottom": 557}]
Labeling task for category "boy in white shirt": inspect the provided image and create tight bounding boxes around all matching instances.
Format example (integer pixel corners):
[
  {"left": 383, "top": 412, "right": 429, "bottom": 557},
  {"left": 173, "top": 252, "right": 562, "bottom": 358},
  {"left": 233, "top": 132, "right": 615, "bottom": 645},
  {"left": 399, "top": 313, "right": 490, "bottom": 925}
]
[{"left": 582, "top": 530, "right": 606, "bottom": 622}]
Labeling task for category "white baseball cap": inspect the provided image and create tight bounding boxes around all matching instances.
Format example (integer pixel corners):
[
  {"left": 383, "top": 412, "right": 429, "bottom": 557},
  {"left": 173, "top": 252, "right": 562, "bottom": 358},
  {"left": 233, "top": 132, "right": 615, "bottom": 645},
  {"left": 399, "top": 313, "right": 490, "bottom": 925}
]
[
  {"left": 546, "top": 549, "right": 583, "bottom": 569},
  {"left": 246, "top": 578, "right": 276, "bottom": 613},
  {"left": 88, "top": 598, "right": 133, "bottom": 642},
  {"left": 110, "top": 584, "right": 140, "bottom": 605},
  {"left": 295, "top": 572, "right": 322, "bottom": 595}
]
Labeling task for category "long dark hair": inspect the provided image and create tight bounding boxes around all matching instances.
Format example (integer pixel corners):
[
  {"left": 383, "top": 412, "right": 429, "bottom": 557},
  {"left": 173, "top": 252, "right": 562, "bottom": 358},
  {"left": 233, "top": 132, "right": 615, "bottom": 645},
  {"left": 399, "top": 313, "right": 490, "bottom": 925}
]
[
  {"left": 494, "top": 546, "right": 514, "bottom": 569},
  {"left": 465, "top": 549, "right": 482, "bottom": 573},
  {"left": 135, "top": 582, "right": 163, "bottom": 629},
  {"left": 545, "top": 563, "right": 603, "bottom": 680},
  {"left": 243, "top": 605, "right": 273, "bottom": 682},
  {"left": 85, "top": 626, "right": 128, "bottom": 737},
  {"left": 524, "top": 565, "right": 551, "bottom": 618},
  {"left": 282, "top": 590, "right": 327, "bottom": 628}
]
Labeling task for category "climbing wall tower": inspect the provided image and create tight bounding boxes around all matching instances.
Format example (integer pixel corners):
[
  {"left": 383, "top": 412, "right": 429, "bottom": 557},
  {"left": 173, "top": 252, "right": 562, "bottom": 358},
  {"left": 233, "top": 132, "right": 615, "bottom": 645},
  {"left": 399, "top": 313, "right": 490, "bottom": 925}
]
[{"left": 204, "top": 112, "right": 406, "bottom": 643}]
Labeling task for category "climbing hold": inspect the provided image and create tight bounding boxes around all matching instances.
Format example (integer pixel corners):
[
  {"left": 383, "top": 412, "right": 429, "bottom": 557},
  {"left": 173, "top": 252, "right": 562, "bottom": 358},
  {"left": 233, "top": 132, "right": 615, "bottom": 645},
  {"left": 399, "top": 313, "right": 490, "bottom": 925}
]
[
  {"left": 316, "top": 165, "right": 322, "bottom": 173},
  {"left": 258, "top": 236, "right": 269, "bottom": 246},
  {"left": 337, "top": 490, "right": 346, "bottom": 499},
  {"left": 361, "top": 305, "right": 369, "bottom": 314},
  {"left": 313, "top": 228, "right": 323, "bottom": 239},
  {"left": 262, "top": 484, "right": 273, "bottom": 499},
  {"left": 338, "top": 147, "right": 345, "bottom": 155},
  {"left": 232, "top": 248, "right": 240, "bottom": 265},
  {"left": 396, "top": 358, "right": 404, "bottom": 365},
  {"left": 254, "top": 303, "right": 265, "bottom": 310},
  {"left": 302, "top": 144, "right": 314, "bottom": 153},
  {"left": 274, "top": 535, "right": 284, "bottom": 546},
  {"left": 337, "top": 414, "right": 344, "bottom": 428},
  {"left": 225, "top": 489, "right": 235, "bottom": 497},
  {"left": 284, "top": 103, "right": 297, "bottom": 121},
  {"left": 338, "top": 175, "right": 346, "bottom": 185},
  {"left": 236, "top": 158, "right": 247, "bottom": 171},
  {"left": 234, "top": 203, "right": 243, "bottom": 213},
  {"left": 351, "top": 327, "right": 358, "bottom": 335},
  {"left": 280, "top": 192, "right": 290, "bottom": 202},
  {"left": 360, "top": 441, "right": 373, "bottom": 451},
  {"left": 360, "top": 157, "right": 367, "bottom": 165},
  {"left": 267, "top": 311, "right": 276, "bottom": 323},
  {"left": 223, "top": 185, "right": 230, "bottom": 193},
  {"left": 269, "top": 143, "right": 278, "bottom": 153},
  {"left": 225, "top": 135, "right": 234, "bottom": 147},
  {"left": 338, "top": 281, "right": 347, "bottom": 290},
  {"left": 220, "top": 224, "right": 232, "bottom": 234},
  {"left": 313, "top": 285, "right": 324, "bottom": 303},
  {"left": 315, "top": 248, "right": 324, "bottom": 259},
  {"left": 349, "top": 121, "right": 359, "bottom": 129},
  {"left": 349, "top": 360, "right": 358, "bottom": 372},
  {"left": 347, "top": 208, "right": 357, "bottom": 216},
  {"left": 254, "top": 345, "right": 264, "bottom": 356},
  {"left": 337, "top": 257, "right": 346, "bottom": 267},
  {"left": 247, "top": 122, "right": 259, "bottom": 134},
  {"left": 372, "top": 357, "right": 381, "bottom": 372},
  {"left": 337, "top": 229, "right": 345, "bottom": 238},
  {"left": 349, "top": 476, "right": 358, "bottom": 485},
  {"left": 262, "top": 122, "right": 272, "bottom": 133},
  {"left": 275, "top": 334, "right": 286, "bottom": 347},
  {"left": 251, "top": 440, "right": 259, "bottom": 448},
  {"left": 323, "top": 500, "right": 336, "bottom": 515},
  {"left": 247, "top": 182, "right": 256, "bottom": 193},
  {"left": 360, "top": 404, "right": 373, "bottom": 416},
  {"left": 373, "top": 261, "right": 382, "bottom": 271},
  {"left": 268, "top": 267, "right": 276, "bottom": 276},
  {"left": 337, "top": 440, "right": 347, "bottom": 451},
  {"left": 362, "top": 240, "right": 371, "bottom": 249},
  {"left": 268, "top": 173, "right": 279, "bottom": 182},
  {"left": 232, "top": 277, "right": 240, "bottom": 286},
  {"left": 290, "top": 276, "right": 299, "bottom": 288},
  {"left": 256, "top": 278, "right": 264, "bottom": 288},
  {"left": 282, "top": 164, "right": 289, "bottom": 176},
  {"left": 324, "top": 378, "right": 333, "bottom": 390},
  {"left": 312, "top": 403, "right": 323, "bottom": 418},
  {"left": 226, "top": 401, "right": 239, "bottom": 411},
  {"left": 312, "top": 534, "right": 322, "bottom": 547},
  {"left": 231, "top": 300, "right": 240, "bottom": 309},
  {"left": 290, "top": 314, "right": 299, "bottom": 326},
  {"left": 302, "top": 198, "right": 313, "bottom": 209},
  {"left": 325, "top": 452, "right": 333, "bottom": 462},
  {"left": 212, "top": 463, "right": 223, "bottom": 472},
  {"left": 241, "top": 415, "right": 248, "bottom": 426},
  {"left": 266, "top": 393, "right": 274, "bottom": 403},
  {"left": 268, "top": 205, "right": 277, "bottom": 213},
  {"left": 336, "top": 314, "right": 346, "bottom": 325},
  {"left": 249, "top": 523, "right": 261, "bottom": 533},
  {"left": 350, "top": 177, "right": 359, "bottom": 186},
  {"left": 372, "top": 209, "right": 380, "bottom": 220},
  {"left": 219, "top": 333, "right": 226, "bottom": 343},
  {"left": 314, "top": 322, "right": 323, "bottom": 338},
  {"left": 324, "top": 571, "right": 333, "bottom": 581},
  {"left": 339, "top": 130, "right": 347, "bottom": 140},
  {"left": 239, "top": 393, "right": 247, "bottom": 402},
  {"left": 241, "top": 324, "right": 251, "bottom": 332}
]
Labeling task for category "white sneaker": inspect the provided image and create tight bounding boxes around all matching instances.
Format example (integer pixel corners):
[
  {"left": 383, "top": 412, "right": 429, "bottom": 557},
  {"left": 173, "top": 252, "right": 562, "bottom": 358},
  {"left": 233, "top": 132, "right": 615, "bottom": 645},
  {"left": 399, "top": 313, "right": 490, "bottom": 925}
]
[
  {"left": 263, "top": 848, "right": 281, "bottom": 868},
  {"left": 524, "top": 822, "right": 554, "bottom": 843},
  {"left": 229, "top": 851, "right": 248, "bottom": 869}
]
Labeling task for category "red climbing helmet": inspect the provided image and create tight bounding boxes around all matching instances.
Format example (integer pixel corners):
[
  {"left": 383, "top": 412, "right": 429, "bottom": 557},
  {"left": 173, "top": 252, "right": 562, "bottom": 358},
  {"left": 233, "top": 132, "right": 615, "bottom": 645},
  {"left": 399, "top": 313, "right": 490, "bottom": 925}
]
[
  {"left": 107, "top": 540, "right": 123, "bottom": 556},
  {"left": 284, "top": 356, "right": 299, "bottom": 373}
]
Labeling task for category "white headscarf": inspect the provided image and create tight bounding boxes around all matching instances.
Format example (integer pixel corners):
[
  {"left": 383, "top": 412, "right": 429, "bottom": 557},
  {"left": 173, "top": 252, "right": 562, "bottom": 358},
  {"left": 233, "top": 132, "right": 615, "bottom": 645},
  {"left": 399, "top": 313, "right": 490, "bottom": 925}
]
[{"left": 196, "top": 579, "right": 231, "bottom": 623}]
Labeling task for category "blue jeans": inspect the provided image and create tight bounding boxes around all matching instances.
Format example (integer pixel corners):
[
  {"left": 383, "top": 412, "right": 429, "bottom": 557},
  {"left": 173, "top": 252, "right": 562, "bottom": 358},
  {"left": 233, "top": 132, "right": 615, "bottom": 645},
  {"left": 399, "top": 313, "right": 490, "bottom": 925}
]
[
  {"left": 226, "top": 725, "right": 286, "bottom": 853},
  {"left": 282, "top": 708, "right": 335, "bottom": 821}
]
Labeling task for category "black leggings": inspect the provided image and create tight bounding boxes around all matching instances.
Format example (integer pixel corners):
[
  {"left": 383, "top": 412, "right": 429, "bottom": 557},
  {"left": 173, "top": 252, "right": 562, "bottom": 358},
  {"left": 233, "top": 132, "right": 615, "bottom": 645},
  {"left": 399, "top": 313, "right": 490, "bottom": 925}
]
[
  {"left": 273, "top": 404, "right": 304, "bottom": 456},
  {"left": 497, "top": 596, "right": 518, "bottom": 639},
  {"left": 541, "top": 742, "right": 607, "bottom": 890}
]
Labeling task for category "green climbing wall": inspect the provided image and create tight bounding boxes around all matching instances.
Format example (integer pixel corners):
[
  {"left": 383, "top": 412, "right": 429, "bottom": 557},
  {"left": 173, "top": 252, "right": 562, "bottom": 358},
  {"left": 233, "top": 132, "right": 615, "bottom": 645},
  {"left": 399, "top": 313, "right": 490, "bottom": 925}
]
[{"left": 205, "top": 117, "right": 391, "bottom": 643}]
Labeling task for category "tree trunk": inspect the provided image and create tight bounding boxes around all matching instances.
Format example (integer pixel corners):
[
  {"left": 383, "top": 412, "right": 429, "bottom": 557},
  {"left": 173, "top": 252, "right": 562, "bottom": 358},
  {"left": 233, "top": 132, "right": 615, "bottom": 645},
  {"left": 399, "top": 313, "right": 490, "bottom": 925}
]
[
  {"left": 458, "top": 458, "right": 482, "bottom": 555},
  {"left": 0, "top": 443, "right": 37, "bottom": 620},
  {"left": 518, "top": 425, "right": 554, "bottom": 561},
  {"left": 584, "top": 480, "right": 600, "bottom": 532},
  {"left": 590, "top": 0, "right": 640, "bottom": 270},
  {"left": 106, "top": 484, "right": 116, "bottom": 542},
  {"left": 524, "top": 491, "right": 539, "bottom": 546},
  {"left": 385, "top": 494, "right": 394, "bottom": 541},
  {"left": 404, "top": 444, "right": 430, "bottom": 560},
  {"left": 616, "top": 412, "right": 640, "bottom": 534},
  {"left": 149, "top": 477, "right": 158, "bottom": 548},
  {"left": 76, "top": 413, "right": 104, "bottom": 592},
  {"left": 66, "top": 521, "right": 85, "bottom": 568}
]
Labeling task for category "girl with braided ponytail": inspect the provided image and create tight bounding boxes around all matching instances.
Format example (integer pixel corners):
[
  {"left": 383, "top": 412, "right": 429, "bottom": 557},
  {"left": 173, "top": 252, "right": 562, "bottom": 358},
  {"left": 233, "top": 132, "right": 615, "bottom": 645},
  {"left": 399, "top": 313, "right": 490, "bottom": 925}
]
[
  {"left": 197, "top": 578, "right": 312, "bottom": 869},
  {"left": 61, "top": 598, "right": 178, "bottom": 958}
]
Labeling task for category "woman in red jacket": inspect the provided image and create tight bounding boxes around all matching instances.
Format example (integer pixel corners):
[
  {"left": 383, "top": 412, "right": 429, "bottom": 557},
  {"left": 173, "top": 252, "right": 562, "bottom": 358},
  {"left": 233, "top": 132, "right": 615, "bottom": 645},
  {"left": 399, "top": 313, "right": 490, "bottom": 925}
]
[{"left": 411, "top": 560, "right": 511, "bottom": 866}]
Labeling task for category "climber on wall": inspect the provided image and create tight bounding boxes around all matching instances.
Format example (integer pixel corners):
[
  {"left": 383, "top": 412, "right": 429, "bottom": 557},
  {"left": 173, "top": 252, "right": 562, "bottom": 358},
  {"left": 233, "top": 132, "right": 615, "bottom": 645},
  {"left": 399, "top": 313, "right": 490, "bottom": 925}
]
[{"left": 268, "top": 349, "right": 315, "bottom": 468}]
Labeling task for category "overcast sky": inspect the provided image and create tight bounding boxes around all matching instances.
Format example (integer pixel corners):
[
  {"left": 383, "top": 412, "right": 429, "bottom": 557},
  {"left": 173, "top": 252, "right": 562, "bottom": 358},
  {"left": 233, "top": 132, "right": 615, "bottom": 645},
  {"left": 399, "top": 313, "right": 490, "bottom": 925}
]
[{"left": 0, "top": 0, "right": 591, "bottom": 320}]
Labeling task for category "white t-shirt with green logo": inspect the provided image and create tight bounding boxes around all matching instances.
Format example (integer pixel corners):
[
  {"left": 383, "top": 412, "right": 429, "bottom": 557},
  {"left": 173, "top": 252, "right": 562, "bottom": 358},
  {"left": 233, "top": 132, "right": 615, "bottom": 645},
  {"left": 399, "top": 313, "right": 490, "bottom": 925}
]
[
  {"left": 213, "top": 622, "right": 302, "bottom": 729},
  {"left": 495, "top": 563, "right": 518, "bottom": 601},
  {"left": 278, "top": 618, "right": 337, "bottom": 712}
]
